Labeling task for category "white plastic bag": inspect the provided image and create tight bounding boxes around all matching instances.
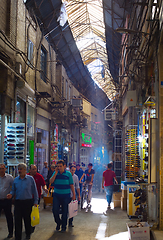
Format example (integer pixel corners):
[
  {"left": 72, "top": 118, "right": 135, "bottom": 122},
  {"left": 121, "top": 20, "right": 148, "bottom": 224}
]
[{"left": 68, "top": 200, "right": 78, "bottom": 219}]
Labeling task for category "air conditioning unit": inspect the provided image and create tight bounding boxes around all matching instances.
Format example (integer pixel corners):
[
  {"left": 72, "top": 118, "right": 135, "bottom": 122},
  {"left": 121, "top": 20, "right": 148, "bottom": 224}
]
[
  {"left": 71, "top": 98, "right": 83, "bottom": 108},
  {"left": 15, "top": 62, "right": 22, "bottom": 75},
  {"left": 104, "top": 109, "right": 116, "bottom": 121}
]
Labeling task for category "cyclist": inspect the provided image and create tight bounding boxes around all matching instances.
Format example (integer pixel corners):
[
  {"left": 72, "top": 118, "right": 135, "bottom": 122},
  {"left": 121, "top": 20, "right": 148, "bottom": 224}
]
[{"left": 79, "top": 163, "right": 95, "bottom": 205}]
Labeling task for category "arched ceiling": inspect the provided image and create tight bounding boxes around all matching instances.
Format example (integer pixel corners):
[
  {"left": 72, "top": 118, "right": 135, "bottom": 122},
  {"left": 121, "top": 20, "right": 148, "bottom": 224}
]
[
  {"left": 25, "top": 0, "right": 132, "bottom": 110},
  {"left": 65, "top": 0, "right": 116, "bottom": 100}
]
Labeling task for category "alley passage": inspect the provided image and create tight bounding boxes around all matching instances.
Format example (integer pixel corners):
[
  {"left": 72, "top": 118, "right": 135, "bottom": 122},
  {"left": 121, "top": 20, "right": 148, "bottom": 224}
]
[{"left": 0, "top": 191, "right": 131, "bottom": 240}]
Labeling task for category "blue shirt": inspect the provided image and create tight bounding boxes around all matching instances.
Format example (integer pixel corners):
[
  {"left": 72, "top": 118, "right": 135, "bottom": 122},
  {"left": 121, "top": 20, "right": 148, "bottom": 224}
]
[
  {"left": 41, "top": 167, "right": 48, "bottom": 180},
  {"left": 11, "top": 175, "right": 38, "bottom": 204},
  {"left": 52, "top": 170, "right": 73, "bottom": 198},
  {"left": 75, "top": 168, "right": 84, "bottom": 181},
  {"left": 0, "top": 173, "right": 14, "bottom": 199}
]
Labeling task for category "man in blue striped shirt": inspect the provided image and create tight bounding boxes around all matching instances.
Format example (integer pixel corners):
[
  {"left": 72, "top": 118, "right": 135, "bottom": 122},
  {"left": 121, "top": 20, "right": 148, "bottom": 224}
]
[{"left": 50, "top": 160, "right": 75, "bottom": 232}]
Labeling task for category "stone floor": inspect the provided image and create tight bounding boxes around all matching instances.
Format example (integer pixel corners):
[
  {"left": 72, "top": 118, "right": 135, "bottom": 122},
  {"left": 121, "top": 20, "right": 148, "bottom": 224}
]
[{"left": 0, "top": 191, "right": 161, "bottom": 240}]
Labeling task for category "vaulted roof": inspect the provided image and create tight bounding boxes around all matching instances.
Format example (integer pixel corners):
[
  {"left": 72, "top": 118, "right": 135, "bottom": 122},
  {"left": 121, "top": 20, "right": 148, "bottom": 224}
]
[{"left": 26, "top": 0, "right": 132, "bottom": 110}]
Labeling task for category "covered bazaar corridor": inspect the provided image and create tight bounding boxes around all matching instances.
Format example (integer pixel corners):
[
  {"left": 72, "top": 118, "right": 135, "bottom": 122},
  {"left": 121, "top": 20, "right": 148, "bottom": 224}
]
[{"left": 0, "top": 190, "right": 158, "bottom": 240}]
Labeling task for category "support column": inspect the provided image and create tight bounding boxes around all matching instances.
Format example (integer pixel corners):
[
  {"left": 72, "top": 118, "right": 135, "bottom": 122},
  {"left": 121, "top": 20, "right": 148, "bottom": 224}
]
[
  {"left": 158, "top": 35, "right": 163, "bottom": 230},
  {"left": 0, "top": 114, "right": 5, "bottom": 163}
]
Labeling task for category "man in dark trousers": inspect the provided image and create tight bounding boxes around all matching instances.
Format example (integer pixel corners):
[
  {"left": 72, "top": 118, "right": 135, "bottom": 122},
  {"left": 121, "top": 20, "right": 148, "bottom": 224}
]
[
  {"left": 7, "top": 163, "right": 38, "bottom": 240},
  {"left": 28, "top": 164, "right": 48, "bottom": 204},
  {"left": 102, "top": 163, "right": 118, "bottom": 210},
  {"left": 41, "top": 161, "right": 49, "bottom": 185},
  {"left": 28, "top": 164, "right": 48, "bottom": 233},
  {"left": 0, "top": 163, "right": 14, "bottom": 238},
  {"left": 69, "top": 164, "right": 80, "bottom": 227},
  {"left": 47, "top": 164, "right": 56, "bottom": 188},
  {"left": 50, "top": 160, "right": 75, "bottom": 232},
  {"left": 75, "top": 163, "right": 84, "bottom": 199}
]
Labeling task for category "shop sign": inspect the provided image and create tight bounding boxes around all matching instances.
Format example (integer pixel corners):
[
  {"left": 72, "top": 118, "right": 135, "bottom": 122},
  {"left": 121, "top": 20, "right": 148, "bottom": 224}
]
[
  {"left": 81, "top": 133, "right": 92, "bottom": 147},
  {"left": 81, "top": 143, "right": 92, "bottom": 148}
]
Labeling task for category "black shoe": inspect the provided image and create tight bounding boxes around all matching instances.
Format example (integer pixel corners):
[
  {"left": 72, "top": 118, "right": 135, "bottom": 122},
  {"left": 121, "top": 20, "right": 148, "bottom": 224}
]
[
  {"left": 61, "top": 228, "right": 66, "bottom": 232},
  {"left": 26, "top": 235, "right": 31, "bottom": 240},
  {"left": 31, "top": 226, "right": 35, "bottom": 233},
  {"left": 69, "top": 224, "right": 74, "bottom": 227},
  {"left": 7, "top": 234, "right": 13, "bottom": 238},
  {"left": 56, "top": 224, "right": 60, "bottom": 231}
]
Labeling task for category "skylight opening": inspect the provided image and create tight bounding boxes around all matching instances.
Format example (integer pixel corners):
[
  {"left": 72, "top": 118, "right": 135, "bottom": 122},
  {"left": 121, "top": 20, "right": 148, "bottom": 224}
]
[
  {"left": 87, "top": 59, "right": 103, "bottom": 75},
  {"left": 65, "top": 0, "right": 117, "bottom": 99},
  {"left": 76, "top": 32, "right": 106, "bottom": 51}
]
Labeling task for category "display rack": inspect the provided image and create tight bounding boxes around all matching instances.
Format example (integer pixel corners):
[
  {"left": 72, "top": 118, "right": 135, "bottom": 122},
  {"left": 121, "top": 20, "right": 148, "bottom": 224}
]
[
  {"left": 125, "top": 125, "right": 140, "bottom": 179},
  {"left": 133, "top": 183, "right": 148, "bottom": 221},
  {"left": 6, "top": 123, "right": 25, "bottom": 166},
  {"left": 113, "top": 130, "right": 122, "bottom": 191}
]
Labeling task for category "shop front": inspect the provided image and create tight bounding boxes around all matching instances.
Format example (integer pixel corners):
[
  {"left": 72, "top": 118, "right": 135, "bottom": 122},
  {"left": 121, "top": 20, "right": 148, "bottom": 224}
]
[
  {"left": 35, "top": 113, "right": 50, "bottom": 173},
  {"left": 80, "top": 131, "right": 92, "bottom": 166}
]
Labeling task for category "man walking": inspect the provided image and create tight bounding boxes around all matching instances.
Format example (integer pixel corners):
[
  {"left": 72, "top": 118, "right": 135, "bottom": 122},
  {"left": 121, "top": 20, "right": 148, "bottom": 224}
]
[
  {"left": 102, "top": 163, "right": 118, "bottom": 210},
  {"left": 47, "top": 164, "right": 56, "bottom": 188},
  {"left": 41, "top": 161, "right": 48, "bottom": 185},
  {"left": 75, "top": 163, "right": 84, "bottom": 198},
  {"left": 0, "top": 163, "right": 14, "bottom": 238},
  {"left": 28, "top": 164, "right": 48, "bottom": 204},
  {"left": 28, "top": 164, "right": 48, "bottom": 233},
  {"left": 7, "top": 163, "right": 38, "bottom": 240},
  {"left": 50, "top": 160, "right": 75, "bottom": 232},
  {"left": 69, "top": 165, "right": 80, "bottom": 227}
]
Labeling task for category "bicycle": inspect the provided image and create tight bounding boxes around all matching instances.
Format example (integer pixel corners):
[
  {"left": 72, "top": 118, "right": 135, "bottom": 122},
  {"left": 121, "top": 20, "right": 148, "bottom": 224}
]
[{"left": 81, "top": 182, "right": 90, "bottom": 210}]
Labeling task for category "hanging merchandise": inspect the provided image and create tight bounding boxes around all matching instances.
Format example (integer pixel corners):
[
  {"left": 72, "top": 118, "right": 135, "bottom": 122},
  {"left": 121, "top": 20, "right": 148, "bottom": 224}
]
[
  {"left": 6, "top": 123, "right": 25, "bottom": 166},
  {"left": 125, "top": 126, "right": 140, "bottom": 180},
  {"left": 50, "top": 141, "right": 58, "bottom": 163}
]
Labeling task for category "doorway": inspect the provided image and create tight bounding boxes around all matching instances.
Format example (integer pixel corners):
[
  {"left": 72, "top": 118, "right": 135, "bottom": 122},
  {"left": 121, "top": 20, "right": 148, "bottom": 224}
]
[{"left": 35, "top": 145, "right": 47, "bottom": 173}]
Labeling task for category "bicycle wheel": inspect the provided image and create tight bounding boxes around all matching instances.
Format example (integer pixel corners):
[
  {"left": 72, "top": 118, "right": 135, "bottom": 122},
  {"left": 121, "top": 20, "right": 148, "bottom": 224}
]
[
  {"left": 86, "top": 190, "right": 89, "bottom": 205},
  {"left": 81, "top": 191, "right": 86, "bottom": 209}
]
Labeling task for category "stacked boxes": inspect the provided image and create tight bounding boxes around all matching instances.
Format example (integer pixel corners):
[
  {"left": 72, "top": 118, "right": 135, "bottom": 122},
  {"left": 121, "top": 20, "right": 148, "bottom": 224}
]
[
  {"left": 127, "top": 222, "right": 150, "bottom": 240},
  {"left": 113, "top": 192, "right": 121, "bottom": 208},
  {"left": 121, "top": 181, "right": 135, "bottom": 211},
  {"left": 121, "top": 196, "right": 127, "bottom": 210}
]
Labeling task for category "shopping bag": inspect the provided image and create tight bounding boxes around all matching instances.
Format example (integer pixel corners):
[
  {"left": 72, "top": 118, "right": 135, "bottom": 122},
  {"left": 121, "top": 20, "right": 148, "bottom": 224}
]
[
  {"left": 31, "top": 205, "right": 40, "bottom": 227},
  {"left": 68, "top": 200, "right": 78, "bottom": 219}
]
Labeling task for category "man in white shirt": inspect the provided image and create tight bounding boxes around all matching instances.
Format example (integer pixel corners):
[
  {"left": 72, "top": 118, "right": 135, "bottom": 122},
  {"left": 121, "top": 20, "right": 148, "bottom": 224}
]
[
  {"left": 0, "top": 163, "right": 14, "bottom": 238},
  {"left": 69, "top": 165, "right": 80, "bottom": 227}
]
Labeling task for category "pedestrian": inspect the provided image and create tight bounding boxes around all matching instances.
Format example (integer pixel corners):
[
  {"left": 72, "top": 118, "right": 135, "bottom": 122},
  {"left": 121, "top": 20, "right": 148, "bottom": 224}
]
[
  {"left": 69, "top": 165, "right": 80, "bottom": 227},
  {"left": 102, "top": 163, "right": 118, "bottom": 210},
  {"left": 28, "top": 164, "right": 48, "bottom": 204},
  {"left": 28, "top": 164, "right": 48, "bottom": 233},
  {"left": 75, "top": 163, "right": 84, "bottom": 198},
  {"left": 7, "top": 163, "right": 38, "bottom": 240},
  {"left": 79, "top": 163, "right": 95, "bottom": 205},
  {"left": 66, "top": 162, "right": 72, "bottom": 171},
  {"left": 0, "top": 163, "right": 14, "bottom": 239},
  {"left": 41, "top": 161, "right": 48, "bottom": 184},
  {"left": 50, "top": 160, "right": 75, "bottom": 232},
  {"left": 47, "top": 164, "right": 57, "bottom": 188}
]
